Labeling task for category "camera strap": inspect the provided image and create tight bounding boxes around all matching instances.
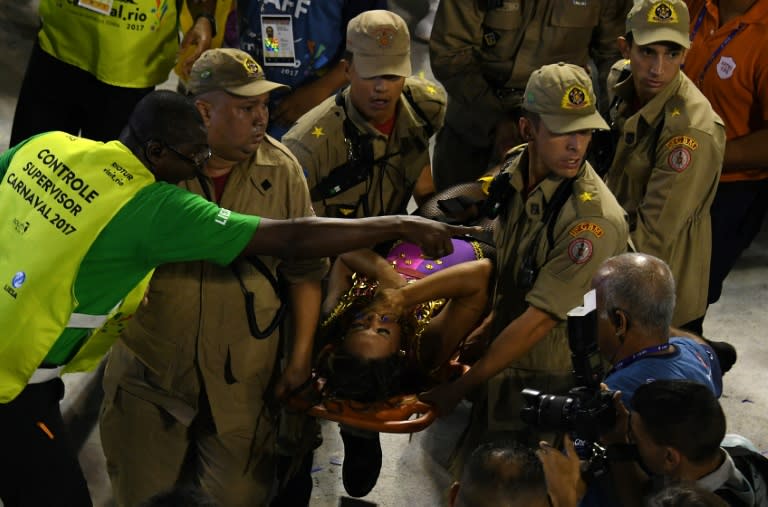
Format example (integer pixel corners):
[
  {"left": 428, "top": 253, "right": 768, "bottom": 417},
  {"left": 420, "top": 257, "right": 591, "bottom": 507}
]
[
  {"left": 196, "top": 173, "right": 287, "bottom": 339},
  {"left": 607, "top": 343, "right": 671, "bottom": 375}
]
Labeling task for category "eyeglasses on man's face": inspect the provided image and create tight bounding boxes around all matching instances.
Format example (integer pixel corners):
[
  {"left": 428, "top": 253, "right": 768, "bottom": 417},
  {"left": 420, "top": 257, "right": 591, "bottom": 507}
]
[{"left": 163, "top": 142, "right": 212, "bottom": 171}]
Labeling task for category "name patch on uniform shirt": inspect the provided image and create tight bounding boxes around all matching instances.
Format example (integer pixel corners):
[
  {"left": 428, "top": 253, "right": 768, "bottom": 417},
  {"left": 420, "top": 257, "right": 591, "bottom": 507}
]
[
  {"left": 666, "top": 135, "right": 698, "bottom": 150},
  {"left": 569, "top": 222, "right": 604, "bottom": 238}
]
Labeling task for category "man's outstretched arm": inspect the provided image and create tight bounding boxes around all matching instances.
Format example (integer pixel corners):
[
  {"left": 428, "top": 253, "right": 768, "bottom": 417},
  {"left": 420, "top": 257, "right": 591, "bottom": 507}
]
[{"left": 242, "top": 215, "right": 479, "bottom": 261}]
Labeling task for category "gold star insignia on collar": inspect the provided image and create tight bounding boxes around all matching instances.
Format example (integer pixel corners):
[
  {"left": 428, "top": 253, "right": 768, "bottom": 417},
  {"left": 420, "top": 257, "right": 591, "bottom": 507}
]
[
  {"left": 311, "top": 126, "right": 325, "bottom": 138},
  {"left": 426, "top": 84, "right": 436, "bottom": 95},
  {"left": 579, "top": 192, "right": 593, "bottom": 202},
  {"left": 671, "top": 108, "right": 681, "bottom": 117},
  {"left": 418, "top": 70, "right": 426, "bottom": 79}
]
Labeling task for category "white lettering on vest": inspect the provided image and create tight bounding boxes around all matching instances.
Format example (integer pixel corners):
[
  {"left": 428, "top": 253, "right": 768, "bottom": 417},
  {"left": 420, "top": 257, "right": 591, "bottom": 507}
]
[{"left": 215, "top": 208, "right": 232, "bottom": 226}]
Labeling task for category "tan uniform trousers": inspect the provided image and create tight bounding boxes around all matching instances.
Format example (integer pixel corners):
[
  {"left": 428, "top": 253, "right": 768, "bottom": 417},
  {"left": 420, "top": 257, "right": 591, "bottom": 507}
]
[{"left": 100, "top": 344, "right": 275, "bottom": 507}]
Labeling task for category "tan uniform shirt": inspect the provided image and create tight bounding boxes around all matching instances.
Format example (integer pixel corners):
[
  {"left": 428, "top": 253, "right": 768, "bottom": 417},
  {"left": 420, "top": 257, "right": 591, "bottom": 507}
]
[
  {"left": 607, "top": 71, "right": 725, "bottom": 326},
  {"left": 282, "top": 77, "right": 446, "bottom": 218},
  {"left": 429, "top": 0, "right": 630, "bottom": 150},
  {"left": 487, "top": 148, "right": 628, "bottom": 431},
  {"left": 104, "top": 136, "right": 329, "bottom": 435}
]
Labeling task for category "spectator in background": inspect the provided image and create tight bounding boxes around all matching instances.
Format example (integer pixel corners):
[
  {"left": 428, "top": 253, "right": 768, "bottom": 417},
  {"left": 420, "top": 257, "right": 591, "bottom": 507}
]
[
  {"left": 10, "top": 0, "right": 216, "bottom": 146},
  {"left": 239, "top": 0, "right": 387, "bottom": 139},
  {"left": 682, "top": 0, "right": 768, "bottom": 336}
]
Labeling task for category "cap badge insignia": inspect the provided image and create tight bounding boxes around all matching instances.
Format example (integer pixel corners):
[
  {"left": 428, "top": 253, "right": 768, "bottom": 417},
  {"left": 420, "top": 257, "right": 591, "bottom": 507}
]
[
  {"left": 374, "top": 28, "right": 395, "bottom": 48},
  {"left": 561, "top": 85, "right": 590, "bottom": 109},
  {"left": 648, "top": 2, "right": 678, "bottom": 23},
  {"left": 241, "top": 56, "right": 261, "bottom": 77}
]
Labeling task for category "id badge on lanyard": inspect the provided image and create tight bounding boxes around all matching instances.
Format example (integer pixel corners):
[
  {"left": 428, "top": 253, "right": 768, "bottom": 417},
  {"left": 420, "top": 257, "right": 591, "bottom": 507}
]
[
  {"left": 78, "top": 0, "right": 114, "bottom": 15},
  {"left": 261, "top": 14, "right": 298, "bottom": 67}
]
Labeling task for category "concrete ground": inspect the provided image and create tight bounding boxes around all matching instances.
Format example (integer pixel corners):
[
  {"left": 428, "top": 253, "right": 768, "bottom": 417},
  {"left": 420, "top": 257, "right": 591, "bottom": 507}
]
[{"left": 2, "top": 1, "right": 767, "bottom": 506}]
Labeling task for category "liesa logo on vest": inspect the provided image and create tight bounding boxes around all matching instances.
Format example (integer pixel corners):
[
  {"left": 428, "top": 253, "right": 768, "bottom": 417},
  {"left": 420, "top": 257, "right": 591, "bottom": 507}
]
[
  {"left": 3, "top": 271, "right": 26, "bottom": 299},
  {"left": 215, "top": 208, "right": 232, "bottom": 226}
]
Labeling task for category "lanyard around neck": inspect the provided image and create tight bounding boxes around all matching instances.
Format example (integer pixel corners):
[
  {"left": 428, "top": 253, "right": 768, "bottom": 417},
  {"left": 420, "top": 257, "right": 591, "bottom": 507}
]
[
  {"left": 608, "top": 343, "right": 672, "bottom": 375},
  {"left": 687, "top": 6, "right": 746, "bottom": 86}
]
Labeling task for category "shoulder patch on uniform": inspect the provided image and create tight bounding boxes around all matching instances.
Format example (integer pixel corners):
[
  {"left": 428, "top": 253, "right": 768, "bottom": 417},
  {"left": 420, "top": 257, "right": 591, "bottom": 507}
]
[
  {"left": 568, "top": 238, "right": 593, "bottom": 264},
  {"left": 666, "top": 135, "right": 698, "bottom": 150},
  {"left": 569, "top": 222, "right": 604, "bottom": 238},
  {"left": 668, "top": 146, "right": 692, "bottom": 172}
]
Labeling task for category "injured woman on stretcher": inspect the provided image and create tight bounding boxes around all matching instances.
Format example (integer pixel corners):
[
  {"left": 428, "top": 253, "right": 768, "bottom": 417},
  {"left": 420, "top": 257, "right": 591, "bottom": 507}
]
[{"left": 285, "top": 234, "right": 495, "bottom": 431}]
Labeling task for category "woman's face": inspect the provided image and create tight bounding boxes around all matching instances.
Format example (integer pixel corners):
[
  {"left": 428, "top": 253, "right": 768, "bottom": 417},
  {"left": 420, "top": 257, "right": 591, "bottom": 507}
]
[{"left": 343, "top": 311, "right": 403, "bottom": 360}]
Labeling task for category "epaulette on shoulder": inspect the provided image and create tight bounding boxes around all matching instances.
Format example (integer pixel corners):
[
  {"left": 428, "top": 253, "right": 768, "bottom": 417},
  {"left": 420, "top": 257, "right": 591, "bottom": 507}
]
[
  {"left": 286, "top": 95, "right": 345, "bottom": 149},
  {"left": 501, "top": 143, "right": 527, "bottom": 168},
  {"left": 664, "top": 94, "right": 691, "bottom": 128},
  {"left": 263, "top": 134, "right": 300, "bottom": 163},
  {"left": 571, "top": 165, "right": 606, "bottom": 216},
  {"left": 403, "top": 76, "right": 447, "bottom": 134},
  {"left": 668, "top": 77, "right": 725, "bottom": 135}
]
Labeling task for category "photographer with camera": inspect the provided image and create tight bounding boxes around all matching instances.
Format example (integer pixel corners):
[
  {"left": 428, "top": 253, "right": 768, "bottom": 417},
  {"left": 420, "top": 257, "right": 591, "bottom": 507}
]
[
  {"left": 593, "top": 253, "right": 723, "bottom": 407},
  {"left": 603, "top": 380, "right": 768, "bottom": 507},
  {"left": 533, "top": 381, "right": 768, "bottom": 507}
]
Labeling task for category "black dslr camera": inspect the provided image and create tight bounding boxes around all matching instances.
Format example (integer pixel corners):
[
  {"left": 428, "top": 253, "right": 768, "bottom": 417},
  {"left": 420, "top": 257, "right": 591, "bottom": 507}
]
[{"left": 520, "top": 290, "right": 616, "bottom": 476}]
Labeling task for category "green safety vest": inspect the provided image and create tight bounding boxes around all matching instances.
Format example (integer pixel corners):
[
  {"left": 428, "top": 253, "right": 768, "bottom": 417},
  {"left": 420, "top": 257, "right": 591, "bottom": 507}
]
[
  {"left": 0, "top": 132, "right": 155, "bottom": 402},
  {"left": 38, "top": 0, "right": 180, "bottom": 88}
]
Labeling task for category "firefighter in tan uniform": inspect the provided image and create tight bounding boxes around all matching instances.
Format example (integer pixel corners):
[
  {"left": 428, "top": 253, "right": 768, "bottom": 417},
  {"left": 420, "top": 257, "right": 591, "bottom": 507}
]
[
  {"left": 422, "top": 63, "right": 629, "bottom": 458},
  {"left": 606, "top": 0, "right": 726, "bottom": 329},
  {"left": 429, "top": 0, "right": 632, "bottom": 191},
  {"left": 99, "top": 49, "right": 329, "bottom": 507},
  {"left": 283, "top": 10, "right": 446, "bottom": 218}
]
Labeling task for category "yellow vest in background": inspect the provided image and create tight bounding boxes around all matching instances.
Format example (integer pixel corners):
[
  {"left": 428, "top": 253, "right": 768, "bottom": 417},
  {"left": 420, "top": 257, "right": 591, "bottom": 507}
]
[
  {"left": 0, "top": 132, "right": 155, "bottom": 402},
  {"left": 38, "top": 0, "right": 180, "bottom": 88}
]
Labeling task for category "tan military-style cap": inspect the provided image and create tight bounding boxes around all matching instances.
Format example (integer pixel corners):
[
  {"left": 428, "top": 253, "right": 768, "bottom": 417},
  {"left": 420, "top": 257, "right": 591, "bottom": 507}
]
[
  {"left": 188, "top": 48, "right": 290, "bottom": 96},
  {"left": 626, "top": 0, "right": 691, "bottom": 49},
  {"left": 346, "top": 10, "right": 411, "bottom": 79},
  {"left": 522, "top": 63, "right": 609, "bottom": 134}
]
